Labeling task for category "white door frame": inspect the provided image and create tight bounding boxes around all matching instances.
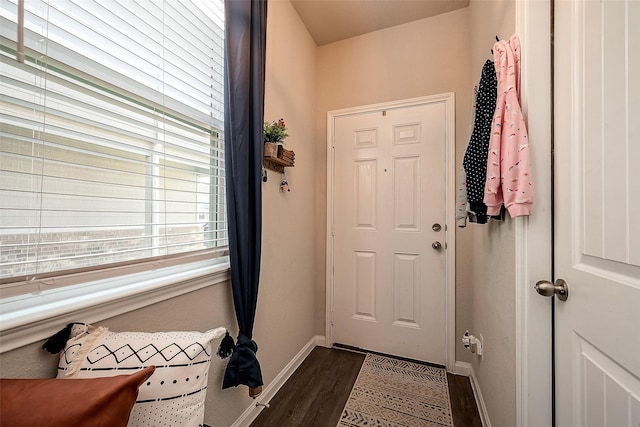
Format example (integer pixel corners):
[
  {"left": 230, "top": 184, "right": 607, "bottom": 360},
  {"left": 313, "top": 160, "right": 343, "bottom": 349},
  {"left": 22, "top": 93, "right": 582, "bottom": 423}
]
[
  {"left": 325, "top": 93, "right": 457, "bottom": 371},
  {"left": 515, "top": 0, "right": 553, "bottom": 426}
]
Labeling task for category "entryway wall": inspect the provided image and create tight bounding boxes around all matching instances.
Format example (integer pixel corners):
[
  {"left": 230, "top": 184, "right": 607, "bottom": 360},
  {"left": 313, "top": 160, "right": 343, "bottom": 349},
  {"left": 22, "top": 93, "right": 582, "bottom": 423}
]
[
  {"left": 315, "top": 1, "right": 516, "bottom": 426},
  {"left": 464, "top": 2, "right": 518, "bottom": 427},
  {"left": 315, "top": 8, "right": 472, "bottom": 347}
]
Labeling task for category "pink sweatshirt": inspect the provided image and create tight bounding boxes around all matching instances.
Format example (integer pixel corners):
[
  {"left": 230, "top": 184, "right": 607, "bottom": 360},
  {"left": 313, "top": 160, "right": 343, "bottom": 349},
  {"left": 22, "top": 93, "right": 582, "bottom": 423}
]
[{"left": 483, "top": 34, "right": 533, "bottom": 217}]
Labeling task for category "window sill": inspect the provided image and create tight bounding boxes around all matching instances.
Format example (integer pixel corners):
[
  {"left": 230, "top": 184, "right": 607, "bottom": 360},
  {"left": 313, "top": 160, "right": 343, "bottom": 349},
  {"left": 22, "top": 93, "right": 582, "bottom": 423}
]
[{"left": 0, "top": 258, "right": 230, "bottom": 353}]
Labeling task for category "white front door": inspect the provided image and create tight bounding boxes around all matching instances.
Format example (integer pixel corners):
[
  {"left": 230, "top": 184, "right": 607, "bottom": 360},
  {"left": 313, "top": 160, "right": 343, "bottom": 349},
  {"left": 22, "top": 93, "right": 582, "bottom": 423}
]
[
  {"left": 329, "top": 96, "right": 450, "bottom": 364},
  {"left": 554, "top": 1, "right": 640, "bottom": 425}
]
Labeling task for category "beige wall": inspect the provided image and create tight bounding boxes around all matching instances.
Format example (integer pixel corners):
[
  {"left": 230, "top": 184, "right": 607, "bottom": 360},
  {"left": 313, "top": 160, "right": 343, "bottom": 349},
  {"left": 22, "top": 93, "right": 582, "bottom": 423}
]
[
  {"left": 314, "top": 7, "right": 473, "bottom": 355},
  {"left": 463, "top": 1, "right": 517, "bottom": 426},
  {"left": 257, "top": 0, "right": 318, "bottom": 398},
  {"left": 0, "top": 2, "right": 318, "bottom": 426}
]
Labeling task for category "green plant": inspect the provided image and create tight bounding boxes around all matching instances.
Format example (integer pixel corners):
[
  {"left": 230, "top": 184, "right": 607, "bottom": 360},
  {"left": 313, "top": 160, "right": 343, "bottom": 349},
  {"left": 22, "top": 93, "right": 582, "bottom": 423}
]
[{"left": 263, "top": 118, "right": 288, "bottom": 143}]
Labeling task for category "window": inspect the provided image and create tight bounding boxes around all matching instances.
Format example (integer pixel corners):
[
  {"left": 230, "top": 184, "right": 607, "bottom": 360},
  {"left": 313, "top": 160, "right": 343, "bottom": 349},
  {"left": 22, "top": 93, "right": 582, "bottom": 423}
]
[{"left": 0, "top": 0, "right": 227, "bottom": 297}]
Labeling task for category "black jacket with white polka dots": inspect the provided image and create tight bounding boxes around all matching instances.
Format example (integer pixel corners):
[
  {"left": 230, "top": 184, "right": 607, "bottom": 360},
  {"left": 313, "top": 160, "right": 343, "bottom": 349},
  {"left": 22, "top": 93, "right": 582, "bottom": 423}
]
[{"left": 463, "top": 60, "right": 497, "bottom": 219}]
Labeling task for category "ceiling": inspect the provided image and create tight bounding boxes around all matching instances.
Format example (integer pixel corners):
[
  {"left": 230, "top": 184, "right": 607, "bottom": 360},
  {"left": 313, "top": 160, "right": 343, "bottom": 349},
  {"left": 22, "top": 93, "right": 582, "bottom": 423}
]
[{"left": 290, "top": 0, "right": 470, "bottom": 46}]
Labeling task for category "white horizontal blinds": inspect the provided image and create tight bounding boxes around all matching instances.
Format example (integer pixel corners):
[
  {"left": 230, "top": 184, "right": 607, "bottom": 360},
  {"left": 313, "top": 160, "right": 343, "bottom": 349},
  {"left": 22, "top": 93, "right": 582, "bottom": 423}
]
[
  {"left": 12, "top": 0, "right": 225, "bottom": 127},
  {"left": 0, "top": 0, "right": 226, "bottom": 288}
]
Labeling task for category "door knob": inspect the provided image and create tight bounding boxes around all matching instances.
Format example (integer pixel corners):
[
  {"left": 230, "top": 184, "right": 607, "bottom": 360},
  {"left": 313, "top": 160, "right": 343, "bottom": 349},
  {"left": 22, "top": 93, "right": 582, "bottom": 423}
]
[
  {"left": 534, "top": 279, "right": 569, "bottom": 301},
  {"left": 432, "top": 241, "right": 442, "bottom": 250}
]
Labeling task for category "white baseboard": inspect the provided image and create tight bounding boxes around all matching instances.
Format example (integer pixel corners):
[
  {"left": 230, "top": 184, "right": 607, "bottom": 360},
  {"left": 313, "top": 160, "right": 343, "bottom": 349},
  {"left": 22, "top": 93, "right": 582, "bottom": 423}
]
[
  {"left": 231, "top": 335, "right": 325, "bottom": 427},
  {"left": 452, "top": 360, "right": 472, "bottom": 376},
  {"left": 454, "top": 361, "right": 491, "bottom": 427}
]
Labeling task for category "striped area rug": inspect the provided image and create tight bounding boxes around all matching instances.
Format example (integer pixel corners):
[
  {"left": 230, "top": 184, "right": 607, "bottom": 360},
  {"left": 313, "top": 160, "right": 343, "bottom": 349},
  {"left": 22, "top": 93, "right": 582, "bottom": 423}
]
[{"left": 337, "top": 353, "right": 454, "bottom": 427}]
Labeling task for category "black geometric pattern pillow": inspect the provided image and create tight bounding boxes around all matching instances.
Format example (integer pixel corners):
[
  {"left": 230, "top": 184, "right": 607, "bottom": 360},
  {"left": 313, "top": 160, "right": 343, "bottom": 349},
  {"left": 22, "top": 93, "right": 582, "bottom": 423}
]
[{"left": 57, "top": 325, "right": 227, "bottom": 427}]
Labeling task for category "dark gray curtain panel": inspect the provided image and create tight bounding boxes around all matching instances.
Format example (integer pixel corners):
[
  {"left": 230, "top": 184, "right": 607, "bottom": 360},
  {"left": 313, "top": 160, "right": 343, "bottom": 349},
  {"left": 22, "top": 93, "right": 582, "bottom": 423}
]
[{"left": 222, "top": 0, "right": 267, "bottom": 392}]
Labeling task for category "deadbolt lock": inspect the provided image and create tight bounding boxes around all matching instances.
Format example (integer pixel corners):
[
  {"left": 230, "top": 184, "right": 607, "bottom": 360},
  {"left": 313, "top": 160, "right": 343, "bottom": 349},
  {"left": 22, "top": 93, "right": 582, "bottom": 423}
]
[{"left": 432, "top": 223, "right": 442, "bottom": 232}]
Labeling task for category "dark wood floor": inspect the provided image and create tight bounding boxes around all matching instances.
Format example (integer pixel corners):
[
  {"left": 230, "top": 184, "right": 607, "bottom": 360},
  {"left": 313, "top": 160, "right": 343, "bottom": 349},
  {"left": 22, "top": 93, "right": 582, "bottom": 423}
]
[
  {"left": 447, "top": 370, "right": 483, "bottom": 427},
  {"left": 250, "top": 347, "right": 482, "bottom": 427}
]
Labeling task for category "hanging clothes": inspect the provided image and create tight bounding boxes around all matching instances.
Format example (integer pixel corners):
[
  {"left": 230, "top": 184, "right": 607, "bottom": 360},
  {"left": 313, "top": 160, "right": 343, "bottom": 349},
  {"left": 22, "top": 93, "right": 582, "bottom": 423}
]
[
  {"left": 457, "top": 85, "right": 477, "bottom": 228},
  {"left": 484, "top": 34, "right": 533, "bottom": 217},
  {"left": 463, "top": 60, "right": 498, "bottom": 224},
  {"left": 456, "top": 167, "right": 469, "bottom": 227}
]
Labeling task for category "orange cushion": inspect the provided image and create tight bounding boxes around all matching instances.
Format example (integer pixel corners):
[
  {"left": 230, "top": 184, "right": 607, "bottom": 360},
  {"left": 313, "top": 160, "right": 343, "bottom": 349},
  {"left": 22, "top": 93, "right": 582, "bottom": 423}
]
[{"left": 0, "top": 365, "right": 155, "bottom": 427}]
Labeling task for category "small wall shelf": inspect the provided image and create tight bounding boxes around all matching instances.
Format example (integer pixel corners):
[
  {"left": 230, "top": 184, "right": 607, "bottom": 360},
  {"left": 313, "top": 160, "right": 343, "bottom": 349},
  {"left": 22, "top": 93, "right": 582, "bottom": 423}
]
[
  {"left": 263, "top": 157, "right": 290, "bottom": 173},
  {"left": 263, "top": 146, "right": 295, "bottom": 173}
]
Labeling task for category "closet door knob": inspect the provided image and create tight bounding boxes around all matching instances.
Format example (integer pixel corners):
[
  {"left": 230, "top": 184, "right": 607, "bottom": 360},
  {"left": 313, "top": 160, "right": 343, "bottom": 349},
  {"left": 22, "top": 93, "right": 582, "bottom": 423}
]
[
  {"left": 432, "top": 241, "right": 442, "bottom": 250},
  {"left": 534, "top": 279, "right": 569, "bottom": 301}
]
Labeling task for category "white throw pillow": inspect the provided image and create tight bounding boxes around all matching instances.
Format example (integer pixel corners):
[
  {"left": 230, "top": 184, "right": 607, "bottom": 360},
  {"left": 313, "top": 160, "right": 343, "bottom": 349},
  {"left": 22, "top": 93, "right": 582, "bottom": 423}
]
[{"left": 57, "top": 324, "right": 227, "bottom": 427}]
